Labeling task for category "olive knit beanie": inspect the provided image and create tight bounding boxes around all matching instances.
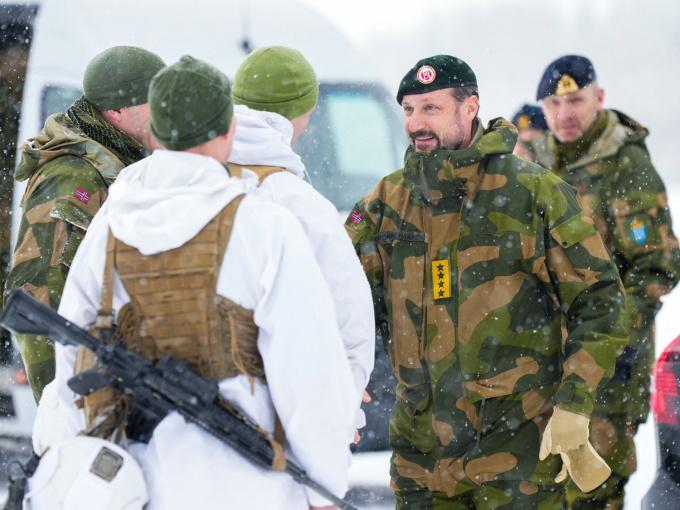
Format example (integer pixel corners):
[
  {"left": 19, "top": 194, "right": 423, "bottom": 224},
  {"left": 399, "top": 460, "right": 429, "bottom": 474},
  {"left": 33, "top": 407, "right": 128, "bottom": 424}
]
[
  {"left": 83, "top": 46, "right": 166, "bottom": 111},
  {"left": 232, "top": 46, "right": 318, "bottom": 120},
  {"left": 149, "top": 56, "right": 233, "bottom": 151}
]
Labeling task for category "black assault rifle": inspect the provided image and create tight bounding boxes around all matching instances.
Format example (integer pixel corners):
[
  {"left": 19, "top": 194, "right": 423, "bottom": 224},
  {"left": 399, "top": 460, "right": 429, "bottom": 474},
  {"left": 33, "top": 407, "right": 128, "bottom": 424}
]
[{"left": 0, "top": 290, "right": 358, "bottom": 510}]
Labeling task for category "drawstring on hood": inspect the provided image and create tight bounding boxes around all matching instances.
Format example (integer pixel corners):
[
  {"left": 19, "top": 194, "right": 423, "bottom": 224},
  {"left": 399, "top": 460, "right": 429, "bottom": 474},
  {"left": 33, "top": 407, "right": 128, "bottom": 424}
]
[{"left": 229, "top": 105, "right": 307, "bottom": 180}]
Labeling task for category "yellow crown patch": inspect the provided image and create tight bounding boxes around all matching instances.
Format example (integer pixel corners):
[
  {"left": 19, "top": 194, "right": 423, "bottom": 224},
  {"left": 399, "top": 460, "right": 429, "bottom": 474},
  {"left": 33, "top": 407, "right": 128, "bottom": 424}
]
[{"left": 556, "top": 74, "right": 579, "bottom": 96}]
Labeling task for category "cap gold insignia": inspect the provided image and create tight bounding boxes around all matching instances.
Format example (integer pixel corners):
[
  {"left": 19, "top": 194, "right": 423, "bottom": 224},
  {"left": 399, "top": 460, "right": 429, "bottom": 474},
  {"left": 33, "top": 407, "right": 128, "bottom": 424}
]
[
  {"left": 432, "top": 260, "right": 450, "bottom": 300},
  {"left": 556, "top": 74, "right": 579, "bottom": 95},
  {"left": 517, "top": 115, "right": 530, "bottom": 130},
  {"left": 417, "top": 65, "right": 436, "bottom": 84}
]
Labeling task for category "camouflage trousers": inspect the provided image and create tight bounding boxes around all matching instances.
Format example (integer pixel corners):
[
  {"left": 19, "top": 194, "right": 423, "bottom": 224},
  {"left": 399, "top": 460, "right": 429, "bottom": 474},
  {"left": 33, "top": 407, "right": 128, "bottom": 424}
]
[
  {"left": 566, "top": 413, "right": 638, "bottom": 510},
  {"left": 390, "top": 382, "right": 565, "bottom": 510}
]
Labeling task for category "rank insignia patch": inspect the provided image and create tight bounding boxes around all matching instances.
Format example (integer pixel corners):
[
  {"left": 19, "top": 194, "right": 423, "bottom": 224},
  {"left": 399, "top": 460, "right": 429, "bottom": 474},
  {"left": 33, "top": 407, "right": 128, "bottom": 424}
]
[
  {"left": 350, "top": 211, "right": 363, "bottom": 225},
  {"left": 417, "top": 65, "right": 436, "bottom": 84},
  {"left": 432, "top": 259, "right": 450, "bottom": 300},
  {"left": 631, "top": 218, "right": 647, "bottom": 244},
  {"left": 74, "top": 188, "right": 91, "bottom": 204}
]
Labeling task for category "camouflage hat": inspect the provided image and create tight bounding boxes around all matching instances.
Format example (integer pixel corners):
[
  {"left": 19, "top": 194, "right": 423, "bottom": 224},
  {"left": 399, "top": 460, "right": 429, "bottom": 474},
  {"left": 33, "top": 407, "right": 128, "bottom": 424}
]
[
  {"left": 149, "top": 56, "right": 233, "bottom": 151},
  {"left": 537, "top": 55, "right": 597, "bottom": 100},
  {"left": 511, "top": 104, "right": 548, "bottom": 132},
  {"left": 396, "top": 55, "right": 477, "bottom": 105},
  {"left": 83, "top": 46, "right": 166, "bottom": 111}
]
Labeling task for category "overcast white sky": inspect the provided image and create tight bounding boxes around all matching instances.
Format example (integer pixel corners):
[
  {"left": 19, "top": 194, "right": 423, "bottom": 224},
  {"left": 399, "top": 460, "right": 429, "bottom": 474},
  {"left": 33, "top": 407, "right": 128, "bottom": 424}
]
[{"left": 297, "top": 0, "right": 680, "bottom": 191}]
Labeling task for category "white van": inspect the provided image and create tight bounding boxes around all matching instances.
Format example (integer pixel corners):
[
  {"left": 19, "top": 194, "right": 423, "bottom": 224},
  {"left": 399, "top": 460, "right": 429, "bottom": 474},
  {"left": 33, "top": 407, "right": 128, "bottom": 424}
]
[{"left": 0, "top": 0, "right": 401, "bottom": 507}]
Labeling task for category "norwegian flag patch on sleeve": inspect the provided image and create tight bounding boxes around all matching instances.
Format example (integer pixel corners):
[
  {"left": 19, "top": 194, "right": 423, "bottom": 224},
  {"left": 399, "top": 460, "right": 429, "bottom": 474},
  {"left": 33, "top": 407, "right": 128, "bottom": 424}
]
[
  {"left": 350, "top": 211, "right": 363, "bottom": 225},
  {"left": 74, "top": 188, "right": 91, "bottom": 204}
]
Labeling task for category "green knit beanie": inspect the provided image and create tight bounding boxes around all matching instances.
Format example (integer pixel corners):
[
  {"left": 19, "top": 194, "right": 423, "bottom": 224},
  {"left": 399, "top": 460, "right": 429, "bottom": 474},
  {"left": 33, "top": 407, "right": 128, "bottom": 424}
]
[
  {"left": 83, "top": 46, "right": 166, "bottom": 111},
  {"left": 232, "top": 46, "right": 318, "bottom": 120},
  {"left": 149, "top": 56, "right": 233, "bottom": 151}
]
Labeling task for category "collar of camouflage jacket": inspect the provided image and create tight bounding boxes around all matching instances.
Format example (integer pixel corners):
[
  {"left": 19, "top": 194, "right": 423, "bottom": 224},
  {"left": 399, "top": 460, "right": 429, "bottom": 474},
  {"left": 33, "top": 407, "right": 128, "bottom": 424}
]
[
  {"left": 530, "top": 109, "right": 648, "bottom": 174},
  {"left": 15, "top": 101, "right": 146, "bottom": 185},
  {"left": 403, "top": 117, "right": 518, "bottom": 203}
]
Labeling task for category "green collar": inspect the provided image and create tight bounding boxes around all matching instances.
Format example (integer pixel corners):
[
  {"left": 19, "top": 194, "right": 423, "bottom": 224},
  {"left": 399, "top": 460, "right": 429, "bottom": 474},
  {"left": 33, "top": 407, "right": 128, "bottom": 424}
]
[
  {"left": 403, "top": 117, "right": 517, "bottom": 204},
  {"left": 529, "top": 109, "right": 648, "bottom": 173}
]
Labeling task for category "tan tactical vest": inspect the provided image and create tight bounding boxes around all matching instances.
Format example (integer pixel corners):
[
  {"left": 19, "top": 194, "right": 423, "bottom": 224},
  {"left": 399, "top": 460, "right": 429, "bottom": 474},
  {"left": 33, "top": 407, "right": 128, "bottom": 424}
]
[
  {"left": 76, "top": 195, "right": 267, "bottom": 438},
  {"left": 228, "top": 163, "right": 288, "bottom": 184}
]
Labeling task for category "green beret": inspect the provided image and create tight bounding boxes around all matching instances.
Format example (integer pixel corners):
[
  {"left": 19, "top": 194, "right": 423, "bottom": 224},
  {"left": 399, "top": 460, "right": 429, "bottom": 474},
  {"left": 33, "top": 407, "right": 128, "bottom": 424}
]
[
  {"left": 149, "top": 56, "right": 233, "bottom": 151},
  {"left": 232, "top": 46, "right": 318, "bottom": 121},
  {"left": 83, "top": 46, "right": 166, "bottom": 111},
  {"left": 397, "top": 55, "right": 477, "bottom": 105}
]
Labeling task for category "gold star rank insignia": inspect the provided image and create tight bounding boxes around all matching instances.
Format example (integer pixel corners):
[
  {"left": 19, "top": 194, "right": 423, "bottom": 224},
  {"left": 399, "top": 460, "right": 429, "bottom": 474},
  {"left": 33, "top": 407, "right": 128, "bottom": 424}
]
[{"left": 432, "top": 259, "right": 450, "bottom": 300}]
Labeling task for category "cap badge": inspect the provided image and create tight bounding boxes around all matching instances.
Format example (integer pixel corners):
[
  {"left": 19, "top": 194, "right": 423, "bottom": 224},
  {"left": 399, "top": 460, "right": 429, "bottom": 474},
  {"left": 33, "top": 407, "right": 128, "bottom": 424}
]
[
  {"left": 517, "top": 115, "right": 530, "bottom": 130},
  {"left": 417, "top": 66, "right": 436, "bottom": 84},
  {"left": 556, "top": 74, "right": 579, "bottom": 96}
]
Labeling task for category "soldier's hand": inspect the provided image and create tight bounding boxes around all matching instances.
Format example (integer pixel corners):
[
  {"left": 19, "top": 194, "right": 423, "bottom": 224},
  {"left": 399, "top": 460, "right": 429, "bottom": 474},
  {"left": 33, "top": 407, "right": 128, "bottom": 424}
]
[
  {"left": 539, "top": 405, "right": 611, "bottom": 492},
  {"left": 353, "top": 391, "right": 372, "bottom": 444}
]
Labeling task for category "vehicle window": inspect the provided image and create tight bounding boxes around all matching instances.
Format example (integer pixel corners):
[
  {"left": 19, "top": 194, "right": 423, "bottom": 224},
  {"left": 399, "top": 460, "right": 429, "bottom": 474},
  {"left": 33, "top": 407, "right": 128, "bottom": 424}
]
[
  {"left": 41, "top": 85, "right": 82, "bottom": 125},
  {"left": 293, "top": 86, "right": 406, "bottom": 212}
]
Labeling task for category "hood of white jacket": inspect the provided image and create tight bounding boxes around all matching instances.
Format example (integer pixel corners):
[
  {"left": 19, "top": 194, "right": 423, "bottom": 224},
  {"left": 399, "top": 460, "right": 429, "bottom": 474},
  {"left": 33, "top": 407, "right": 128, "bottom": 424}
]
[
  {"left": 105, "top": 150, "right": 257, "bottom": 255},
  {"left": 228, "top": 105, "right": 306, "bottom": 178}
]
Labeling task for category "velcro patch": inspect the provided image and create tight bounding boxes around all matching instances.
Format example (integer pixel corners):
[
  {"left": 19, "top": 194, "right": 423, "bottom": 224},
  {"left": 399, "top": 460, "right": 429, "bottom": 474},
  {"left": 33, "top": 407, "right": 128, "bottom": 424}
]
[
  {"left": 374, "top": 231, "right": 425, "bottom": 244},
  {"left": 350, "top": 211, "right": 363, "bottom": 224},
  {"left": 74, "top": 188, "right": 91, "bottom": 204},
  {"left": 432, "top": 259, "right": 451, "bottom": 300}
]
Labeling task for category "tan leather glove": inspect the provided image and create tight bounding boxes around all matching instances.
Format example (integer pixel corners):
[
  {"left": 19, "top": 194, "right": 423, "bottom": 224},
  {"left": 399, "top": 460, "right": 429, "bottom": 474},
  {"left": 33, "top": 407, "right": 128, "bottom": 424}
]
[{"left": 539, "top": 406, "right": 611, "bottom": 492}]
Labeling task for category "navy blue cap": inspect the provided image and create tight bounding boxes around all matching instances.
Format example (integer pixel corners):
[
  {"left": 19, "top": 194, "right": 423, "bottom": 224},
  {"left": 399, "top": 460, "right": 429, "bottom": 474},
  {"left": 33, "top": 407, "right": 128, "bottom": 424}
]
[
  {"left": 536, "top": 55, "right": 596, "bottom": 101},
  {"left": 512, "top": 104, "right": 548, "bottom": 132}
]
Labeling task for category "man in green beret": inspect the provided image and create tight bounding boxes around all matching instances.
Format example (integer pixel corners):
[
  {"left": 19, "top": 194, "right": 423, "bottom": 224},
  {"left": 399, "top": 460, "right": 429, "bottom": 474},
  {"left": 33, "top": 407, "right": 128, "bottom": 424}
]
[
  {"left": 524, "top": 55, "right": 680, "bottom": 510},
  {"left": 4, "top": 46, "right": 166, "bottom": 402},
  {"left": 345, "top": 54, "right": 628, "bottom": 509},
  {"left": 229, "top": 46, "right": 375, "bottom": 442}
]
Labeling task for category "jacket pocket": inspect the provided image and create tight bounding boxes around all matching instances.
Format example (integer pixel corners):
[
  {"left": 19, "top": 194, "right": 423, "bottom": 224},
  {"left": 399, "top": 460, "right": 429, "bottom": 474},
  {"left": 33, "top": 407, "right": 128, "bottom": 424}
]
[{"left": 376, "top": 231, "right": 427, "bottom": 386}]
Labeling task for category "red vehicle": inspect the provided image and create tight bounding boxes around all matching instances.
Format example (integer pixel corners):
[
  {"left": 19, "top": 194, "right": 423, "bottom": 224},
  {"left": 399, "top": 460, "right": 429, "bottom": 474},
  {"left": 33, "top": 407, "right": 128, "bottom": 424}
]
[{"left": 643, "top": 335, "right": 680, "bottom": 509}]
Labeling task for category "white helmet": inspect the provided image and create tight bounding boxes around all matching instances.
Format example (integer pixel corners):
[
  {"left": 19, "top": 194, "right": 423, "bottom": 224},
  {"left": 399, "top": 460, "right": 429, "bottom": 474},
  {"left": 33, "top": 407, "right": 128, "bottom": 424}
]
[{"left": 24, "top": 436, "right": 148, "bottom": 510}]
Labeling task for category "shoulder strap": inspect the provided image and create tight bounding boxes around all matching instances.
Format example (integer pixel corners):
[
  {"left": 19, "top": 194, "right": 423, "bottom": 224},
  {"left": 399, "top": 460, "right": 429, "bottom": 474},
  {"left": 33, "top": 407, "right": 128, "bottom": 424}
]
[
  {"left": 95, "top": 229, "right": 116, "bottom": 334},
  {"left": 213, "top": 194, "right": 246, "bottom": 291},
  {"left": 227, "top": 163, "right": 289, "bottom": 186}
]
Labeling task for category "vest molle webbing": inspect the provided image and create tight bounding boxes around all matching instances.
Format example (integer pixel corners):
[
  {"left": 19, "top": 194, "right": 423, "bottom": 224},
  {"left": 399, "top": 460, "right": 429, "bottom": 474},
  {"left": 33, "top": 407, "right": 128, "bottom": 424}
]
[{"left": 76, "top": 195, "right": 265, "bottom": 437}]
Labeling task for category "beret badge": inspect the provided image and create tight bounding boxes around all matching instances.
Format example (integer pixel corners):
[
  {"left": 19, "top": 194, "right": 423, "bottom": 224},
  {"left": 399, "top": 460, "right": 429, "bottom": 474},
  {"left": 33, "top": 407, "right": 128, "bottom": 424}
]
[
  {"left": 417, "top": 66, "right": 436, "bottom": 84},
  {"left": 556, "top": 74, "right": 579, "bottom": 96}
]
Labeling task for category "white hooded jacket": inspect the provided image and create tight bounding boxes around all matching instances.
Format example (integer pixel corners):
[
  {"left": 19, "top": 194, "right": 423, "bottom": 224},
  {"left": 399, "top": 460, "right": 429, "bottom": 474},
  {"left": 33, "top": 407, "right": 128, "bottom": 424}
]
[
  {"left": 230, "top": 105, "right": 375, "bottom": 427},
  {"left": 45, "top": 150, "right": 356, "bottom": 509}
]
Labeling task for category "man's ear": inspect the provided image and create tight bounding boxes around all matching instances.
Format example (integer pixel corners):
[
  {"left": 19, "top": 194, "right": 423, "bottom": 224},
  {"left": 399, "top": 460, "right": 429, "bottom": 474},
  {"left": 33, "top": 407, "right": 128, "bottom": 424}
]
[
  {"left": 596, "top": 87, "right": 605, "bottom": 110},
  {"left": 100, "top": 109, "right": 123, "bottom": 125},
  {"left": 465, "top": 95, "right": 479, "bottom": 120}
]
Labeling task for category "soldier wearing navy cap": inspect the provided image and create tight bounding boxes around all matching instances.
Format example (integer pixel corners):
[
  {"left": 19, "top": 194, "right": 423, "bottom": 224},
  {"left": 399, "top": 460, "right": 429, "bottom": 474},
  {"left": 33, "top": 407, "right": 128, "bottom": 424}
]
[
  {"left": 511, "top": 104, "right": 548, "bottom": 159},
  {"left": 525, "top": 55, "right": 680, "bottom": 510}
]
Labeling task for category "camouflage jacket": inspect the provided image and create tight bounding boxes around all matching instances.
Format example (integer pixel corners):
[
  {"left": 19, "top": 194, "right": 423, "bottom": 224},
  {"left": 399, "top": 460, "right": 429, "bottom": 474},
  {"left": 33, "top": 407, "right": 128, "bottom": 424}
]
[
  {"left": 525, "top": 110, "right": 680, "bottom": 418},
  {"left": 4, "top": 97, "right": 146, "bottom": 401},
  {"left": 345, "top": 118, "right": 628, "bottom": 417}
]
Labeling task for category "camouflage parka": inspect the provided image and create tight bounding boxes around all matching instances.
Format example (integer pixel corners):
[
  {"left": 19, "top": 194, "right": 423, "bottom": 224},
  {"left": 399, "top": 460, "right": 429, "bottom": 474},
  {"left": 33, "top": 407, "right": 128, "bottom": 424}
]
[
  {"left": 525, "top": 109, "right": 680, "bottom": 420},
  {"left": 4, "top": 96, "right": 147, "bottom": 401},
  {"left": 345, "top": 118, "right": 628, "bottom": 421}
]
